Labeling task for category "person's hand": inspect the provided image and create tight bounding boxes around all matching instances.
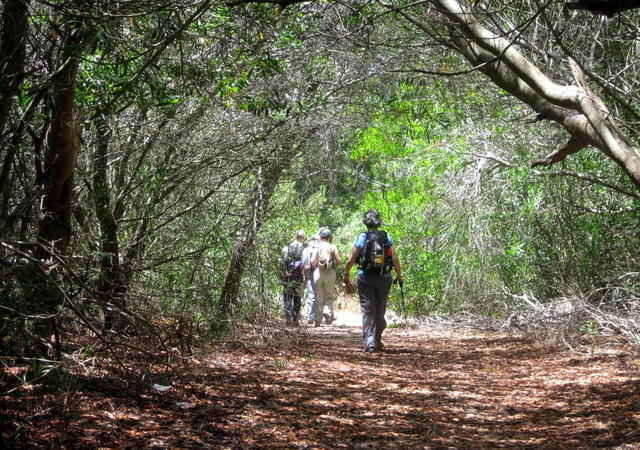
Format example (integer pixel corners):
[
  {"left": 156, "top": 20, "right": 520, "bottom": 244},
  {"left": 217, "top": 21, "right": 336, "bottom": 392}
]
[{"left": 343, "top": 278, "right": 354, "bottom": 294}]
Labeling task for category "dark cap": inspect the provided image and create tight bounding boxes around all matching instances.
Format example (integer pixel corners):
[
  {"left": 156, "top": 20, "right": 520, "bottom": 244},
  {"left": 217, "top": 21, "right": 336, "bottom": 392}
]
[
  {"left": 363, "top": 209, "right": 382, "bottom": 228},
  {"left": 318, "top": 227, "right": 332, "bottom": 239}
]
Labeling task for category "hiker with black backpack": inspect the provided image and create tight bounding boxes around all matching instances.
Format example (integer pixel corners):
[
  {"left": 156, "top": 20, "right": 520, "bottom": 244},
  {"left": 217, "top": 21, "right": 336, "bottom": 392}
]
[
  {"left": 280, "top": 230, "right": 306, "bottom": 326},
  {"left": 343, "top": 210, "right": 403, "bottom": 352}
]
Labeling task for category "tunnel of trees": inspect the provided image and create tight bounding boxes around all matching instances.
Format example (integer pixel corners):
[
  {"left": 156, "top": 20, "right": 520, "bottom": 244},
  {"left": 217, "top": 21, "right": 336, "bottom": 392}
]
[{"left": 1, "top": 0, "right": 640, "bottom": 360}]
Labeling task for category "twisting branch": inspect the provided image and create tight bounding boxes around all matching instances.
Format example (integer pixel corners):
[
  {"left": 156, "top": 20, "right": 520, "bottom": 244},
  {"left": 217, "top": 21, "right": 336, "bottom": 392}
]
[
  {"left": 531, "top": 136, "right": 588, "bottom": 167},
  {"left": 424, "top": 0, "right": 640, "bottom": 189}
]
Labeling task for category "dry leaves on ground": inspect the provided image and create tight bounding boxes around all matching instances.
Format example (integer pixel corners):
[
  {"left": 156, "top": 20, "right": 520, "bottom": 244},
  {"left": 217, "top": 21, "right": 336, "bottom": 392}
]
[{"left": 2, "top": 322, "right": 640, "bottom": 448}]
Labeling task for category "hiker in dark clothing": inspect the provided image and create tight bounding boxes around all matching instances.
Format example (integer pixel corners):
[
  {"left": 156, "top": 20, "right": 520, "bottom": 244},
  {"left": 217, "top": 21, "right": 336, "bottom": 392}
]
[
  {"left": 343, "top": 210, "right": 402, "bottom": 352},
  {"left": 281, "top": 230, "right": 306, "bottom": 326}
]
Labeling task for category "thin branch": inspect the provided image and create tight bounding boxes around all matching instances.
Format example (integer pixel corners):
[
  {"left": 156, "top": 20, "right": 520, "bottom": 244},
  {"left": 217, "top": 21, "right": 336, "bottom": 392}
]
[
  {"left": 471, "top": 153, "right": 640, "bottom": 200},
  {"left": 534, "top": 169, "right": 640, "bottom": 200}
]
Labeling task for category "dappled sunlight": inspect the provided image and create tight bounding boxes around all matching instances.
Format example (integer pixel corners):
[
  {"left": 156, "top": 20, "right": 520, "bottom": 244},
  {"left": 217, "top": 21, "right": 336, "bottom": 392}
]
[{"left": 2, "top": 321, "right": 639, "bottom": 447}]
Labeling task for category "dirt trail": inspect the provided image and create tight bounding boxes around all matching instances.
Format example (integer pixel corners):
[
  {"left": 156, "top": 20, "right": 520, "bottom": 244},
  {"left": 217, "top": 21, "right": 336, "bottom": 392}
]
[{"left": 3, "top": 318, "right": 640, "bottom": 448}]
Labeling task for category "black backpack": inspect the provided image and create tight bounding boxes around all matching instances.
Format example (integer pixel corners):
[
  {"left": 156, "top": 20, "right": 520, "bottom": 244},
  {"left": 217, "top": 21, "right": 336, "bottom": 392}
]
[
  {"left": 358, "top": 230, "right": 392, "bottom": 273},
  {"left": 284, "top": 242, "right": 304, "bottom": 280}
]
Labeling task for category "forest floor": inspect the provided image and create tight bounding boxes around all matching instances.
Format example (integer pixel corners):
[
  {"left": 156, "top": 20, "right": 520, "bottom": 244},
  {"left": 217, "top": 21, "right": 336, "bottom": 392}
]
[{"left": 2, "top": 308, "right": 640, "bottom": 449}]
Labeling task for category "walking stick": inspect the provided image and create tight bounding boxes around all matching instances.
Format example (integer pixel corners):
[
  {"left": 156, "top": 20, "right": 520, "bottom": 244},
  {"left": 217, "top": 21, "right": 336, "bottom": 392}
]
[{"left": 394, "top": 278, "right": 406, "bottom": 319}]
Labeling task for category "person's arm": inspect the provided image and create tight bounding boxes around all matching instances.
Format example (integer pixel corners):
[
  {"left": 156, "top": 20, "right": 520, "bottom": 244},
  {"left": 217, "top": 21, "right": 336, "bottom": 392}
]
[
  {"left": 280, "top": 246, "right": 289, "bottom": 278},
  {"left": 301, "top": 248, "right": 308, "bottom": 281},
  {"left": 384, "top": 233, "right": 402, "bottom": 281},
  {"left": 343, "top": 246, "right": 359, "bottom": 292},
  {"left": 390, "top": 247, "right": 402, "bottom": 280},
  {"left": 332, "top": 244, "right": 341, "bottom": 266}
]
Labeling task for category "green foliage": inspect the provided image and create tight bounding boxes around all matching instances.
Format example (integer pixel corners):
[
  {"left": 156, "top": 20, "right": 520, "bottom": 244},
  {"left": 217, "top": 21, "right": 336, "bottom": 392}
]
[
  {"left": 337, "top": 82, "right": 472, "bottom": 315},
  {"left": 339, "top": 75, "right": 640, "bottom": 319},
  {"left": 8, "top": 0, "right": 640, "bottom": 358},
  {"left": 349, "top": 82, "right": 457, "bottom": 161},
  {"left": 491, "top": 157, "right": 640, "bottom": 298}
]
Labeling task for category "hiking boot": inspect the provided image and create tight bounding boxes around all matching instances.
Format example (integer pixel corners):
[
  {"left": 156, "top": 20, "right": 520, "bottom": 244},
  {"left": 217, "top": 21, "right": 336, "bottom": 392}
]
[{"left": 323, "top": 313, "right": 336, "bottom": 324}]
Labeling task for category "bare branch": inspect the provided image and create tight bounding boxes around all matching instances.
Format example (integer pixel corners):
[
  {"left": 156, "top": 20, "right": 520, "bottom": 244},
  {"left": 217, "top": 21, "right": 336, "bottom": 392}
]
[{"left": 531, "top": 135, "right": 587, "bottom": 167}]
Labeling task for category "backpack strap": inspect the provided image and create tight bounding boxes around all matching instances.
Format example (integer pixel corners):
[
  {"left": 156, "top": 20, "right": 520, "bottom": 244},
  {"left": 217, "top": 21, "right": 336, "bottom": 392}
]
[
  {"left": 357, "top": 230, "right": 379, "bottom": 269},
  {"left": 380, "top": 231, "right": 393, "bottom": 272},
  {"left": 356, "top": 231, "right": 369, "bottom": 268},
  {"left": 360, "top": 230, "right": 389, "bottom": 247},
  {"left": 378, "top": 230, "right": 390, "bottom": 247}
]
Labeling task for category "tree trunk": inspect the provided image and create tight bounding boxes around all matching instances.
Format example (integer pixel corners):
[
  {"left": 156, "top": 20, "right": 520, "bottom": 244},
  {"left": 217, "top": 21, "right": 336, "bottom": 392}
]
[
  {"left": 38, "top": 35, "right": 85, "bottom": 253},
  {"left": 217, "top": 154, "right": 291, "bottom": 319},
  {"left": 92, "top": 113, "right": 127, "bottom": 331},
  {"left": 29, "top": 23, "right": 94, "bottom": 351},
  {"left": 0, "top": 0, "right": 29, "bottom": 138},
  {"left": 0, "top": 0, "right": 30, "bottom": 216}
]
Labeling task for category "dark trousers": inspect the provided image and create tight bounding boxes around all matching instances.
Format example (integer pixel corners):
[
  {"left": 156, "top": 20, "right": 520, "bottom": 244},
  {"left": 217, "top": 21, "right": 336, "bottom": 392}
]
[
  {"left": 283, "top": 292, "right": 301, "bottom": 324},
  {"left": 357, "top": 272, "right": 392, "bottom": 350}
]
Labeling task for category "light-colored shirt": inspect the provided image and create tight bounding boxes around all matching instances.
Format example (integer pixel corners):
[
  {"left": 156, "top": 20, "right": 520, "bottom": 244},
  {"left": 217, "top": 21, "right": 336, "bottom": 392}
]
[{"left": 301, "top": 241, "right": 318, "bottom": 272}]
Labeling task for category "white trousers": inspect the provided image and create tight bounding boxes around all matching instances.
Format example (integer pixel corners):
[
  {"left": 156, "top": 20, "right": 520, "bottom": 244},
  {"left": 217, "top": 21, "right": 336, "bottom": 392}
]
[{"left": 312, "top": 267, "right": 336, "bottom": 322}]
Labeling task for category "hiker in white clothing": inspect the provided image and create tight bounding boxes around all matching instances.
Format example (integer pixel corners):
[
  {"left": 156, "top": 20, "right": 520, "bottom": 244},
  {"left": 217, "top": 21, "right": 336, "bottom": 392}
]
[
  {"left": 301, "top": 234, "right": 319, "bottom": 324},
  {"left": 311, "top": 227, "right": 340, "bottom": 327}
]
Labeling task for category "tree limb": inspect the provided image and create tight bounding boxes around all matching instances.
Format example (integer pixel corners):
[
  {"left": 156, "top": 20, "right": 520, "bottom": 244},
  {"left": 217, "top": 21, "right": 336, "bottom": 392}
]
[
  {"left": 531, "top": 136, "right": 587, "bottom": 167},
  {"left": 428, "top": 0, "right": 640, "bottom": 189}
]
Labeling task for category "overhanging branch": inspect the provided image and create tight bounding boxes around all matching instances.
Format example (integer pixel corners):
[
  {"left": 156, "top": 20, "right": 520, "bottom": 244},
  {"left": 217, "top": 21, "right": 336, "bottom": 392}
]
[{"left": 531, "top": 136, "right": 587, "bottom": 168}]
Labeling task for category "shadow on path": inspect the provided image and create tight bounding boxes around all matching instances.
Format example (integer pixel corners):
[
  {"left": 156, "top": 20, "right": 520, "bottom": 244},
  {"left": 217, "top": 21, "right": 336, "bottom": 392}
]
[{"left": 2, "top": 320, "right": 640, "bottom": 448}]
